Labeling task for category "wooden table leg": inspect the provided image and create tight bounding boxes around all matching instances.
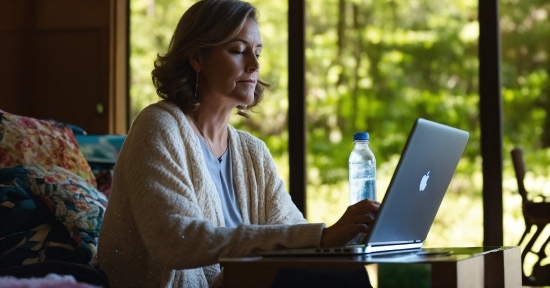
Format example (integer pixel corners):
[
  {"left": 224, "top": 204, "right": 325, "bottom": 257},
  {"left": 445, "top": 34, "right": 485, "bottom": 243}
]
[
  {"left": 431, "top": 256, "right": 484, "bottom": 288},
  {"left": 484, "top": 246, "right": 521, "bottom": 287}
]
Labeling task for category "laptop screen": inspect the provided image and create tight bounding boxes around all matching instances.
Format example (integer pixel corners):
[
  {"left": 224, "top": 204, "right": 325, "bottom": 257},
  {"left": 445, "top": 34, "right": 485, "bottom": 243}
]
[{"left": 365, "top": 118, "right": 469, "bottom": 245}]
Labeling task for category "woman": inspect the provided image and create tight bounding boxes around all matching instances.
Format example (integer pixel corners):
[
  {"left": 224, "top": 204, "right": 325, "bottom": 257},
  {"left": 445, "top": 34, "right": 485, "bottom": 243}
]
[{"left": 98, "top": 0, "right": 379, "bottom": 287}]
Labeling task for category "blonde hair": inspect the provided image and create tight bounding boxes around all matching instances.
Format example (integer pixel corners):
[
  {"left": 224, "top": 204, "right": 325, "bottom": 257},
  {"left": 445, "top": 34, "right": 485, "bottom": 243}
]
[{"left": 152, "top": 0, "right": 270, "bottom": 117}]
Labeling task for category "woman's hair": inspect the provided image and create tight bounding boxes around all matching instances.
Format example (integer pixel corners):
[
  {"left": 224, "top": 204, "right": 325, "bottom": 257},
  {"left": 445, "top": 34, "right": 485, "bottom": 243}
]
[{"left": 152, "top": 0, "right": 270, "bottom": 117}]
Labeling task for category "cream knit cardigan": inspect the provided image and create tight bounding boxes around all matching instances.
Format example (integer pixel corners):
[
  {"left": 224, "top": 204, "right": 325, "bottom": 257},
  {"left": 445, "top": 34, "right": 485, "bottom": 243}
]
[{"left": 98, "top": 101, "right": 324, "bottom": 287}]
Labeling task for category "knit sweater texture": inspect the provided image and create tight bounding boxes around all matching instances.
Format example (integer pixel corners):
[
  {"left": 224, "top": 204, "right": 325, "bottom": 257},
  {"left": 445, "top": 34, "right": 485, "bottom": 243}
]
[{"left": 97, "top": 101, "right": 324, "bottom": 287}]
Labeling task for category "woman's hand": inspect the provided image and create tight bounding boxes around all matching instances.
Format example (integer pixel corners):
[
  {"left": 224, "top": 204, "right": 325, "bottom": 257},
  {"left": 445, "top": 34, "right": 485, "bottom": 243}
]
[{"left": 320, "top": 199, "right": 380, "bottom": 247}]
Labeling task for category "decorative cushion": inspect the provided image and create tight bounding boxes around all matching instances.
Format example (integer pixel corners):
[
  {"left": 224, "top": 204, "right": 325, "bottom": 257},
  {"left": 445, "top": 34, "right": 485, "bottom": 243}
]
[
  {"left": 0, "top": 110, "right": 96, "bottom": 188},
  {"left": 0, "top": 165, "right": 107, "bottom": 268},
  {"left": 75, "top": 134, "right": 126, "bottom": 198}
]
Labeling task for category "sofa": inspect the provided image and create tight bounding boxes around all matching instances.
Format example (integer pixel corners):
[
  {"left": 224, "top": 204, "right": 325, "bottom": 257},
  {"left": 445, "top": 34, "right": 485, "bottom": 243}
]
[{"left": 0, "top": 109, "right": 122, "bottom": 287}]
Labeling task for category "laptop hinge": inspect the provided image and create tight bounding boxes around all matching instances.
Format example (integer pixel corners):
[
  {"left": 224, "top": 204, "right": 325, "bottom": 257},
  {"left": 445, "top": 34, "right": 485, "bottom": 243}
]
[
  {"left": 365, "top": 242, "right": 423, "bottom": 253},
  {"left": 370, "top": 240, "right": 418, "bottom": 247}
]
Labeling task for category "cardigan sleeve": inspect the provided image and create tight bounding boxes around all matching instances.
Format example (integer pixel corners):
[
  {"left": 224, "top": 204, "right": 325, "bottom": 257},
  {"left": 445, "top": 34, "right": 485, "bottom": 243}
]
[
  {"left": 110, "top": 103, "right": 324, "bottom": 271},
  {"left": 259, "top": 141, "right": 311, "bottom": 225}
]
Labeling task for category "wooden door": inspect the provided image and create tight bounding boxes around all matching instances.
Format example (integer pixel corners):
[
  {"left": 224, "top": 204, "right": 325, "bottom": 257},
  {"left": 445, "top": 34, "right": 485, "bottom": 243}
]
[{"left": 0, "top": 0, "right": 127, "bottom": 135}]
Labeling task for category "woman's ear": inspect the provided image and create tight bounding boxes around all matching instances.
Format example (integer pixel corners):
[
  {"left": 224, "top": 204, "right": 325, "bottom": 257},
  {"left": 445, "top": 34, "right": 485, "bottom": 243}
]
[{"left": 189, "top": 50, "right": 202, "bottom": 72}]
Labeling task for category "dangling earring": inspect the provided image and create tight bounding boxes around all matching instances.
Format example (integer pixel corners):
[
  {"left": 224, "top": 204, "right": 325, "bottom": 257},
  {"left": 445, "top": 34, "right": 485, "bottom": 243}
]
[{"left": 194, "top": 71, "right": 199, "bottom": 100}]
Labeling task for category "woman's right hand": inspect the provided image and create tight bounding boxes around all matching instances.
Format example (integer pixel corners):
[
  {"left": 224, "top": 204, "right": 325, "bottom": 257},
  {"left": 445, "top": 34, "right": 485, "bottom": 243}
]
[{"left": 319, "top": 199, "right": 380, "bottom": 247}]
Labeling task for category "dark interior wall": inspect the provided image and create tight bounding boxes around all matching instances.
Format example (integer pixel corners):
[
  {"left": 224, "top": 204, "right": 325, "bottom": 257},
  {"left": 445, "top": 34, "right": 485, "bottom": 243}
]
[
  {"left": 0, "top": 1, "right": 28, "bottom": 115},
  {"left": 0, "top": 0, "right": 113, "bottom": 134}
]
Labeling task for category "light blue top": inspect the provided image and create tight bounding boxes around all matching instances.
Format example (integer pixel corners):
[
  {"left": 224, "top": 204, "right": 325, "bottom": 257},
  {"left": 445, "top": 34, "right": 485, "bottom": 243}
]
[{"left": 196, "top": 135, "right": 243, "bottom": 228}]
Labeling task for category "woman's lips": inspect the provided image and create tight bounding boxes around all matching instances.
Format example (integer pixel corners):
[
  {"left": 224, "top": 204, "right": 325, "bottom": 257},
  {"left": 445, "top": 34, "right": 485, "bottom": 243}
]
[{"left": 238, "top": 80, "right": 256, "bottom": 85}]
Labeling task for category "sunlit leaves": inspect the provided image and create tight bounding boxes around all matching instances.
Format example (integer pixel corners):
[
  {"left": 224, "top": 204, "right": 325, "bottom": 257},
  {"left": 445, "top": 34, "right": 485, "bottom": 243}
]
[{"left": 128, "top": 1, "right": 549, "bottom": 247}]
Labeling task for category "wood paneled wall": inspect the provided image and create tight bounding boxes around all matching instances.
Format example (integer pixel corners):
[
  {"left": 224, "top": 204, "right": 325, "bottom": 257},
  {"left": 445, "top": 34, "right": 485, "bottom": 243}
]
[{"left": 0, "top": 0, "right": 128, "bottom": 135}]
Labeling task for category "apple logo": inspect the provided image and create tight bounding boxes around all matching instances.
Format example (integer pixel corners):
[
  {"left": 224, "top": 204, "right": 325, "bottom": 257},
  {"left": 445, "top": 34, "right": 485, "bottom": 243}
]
[{"left": 419, "top": 171, "right": 430, "bottom": 191}]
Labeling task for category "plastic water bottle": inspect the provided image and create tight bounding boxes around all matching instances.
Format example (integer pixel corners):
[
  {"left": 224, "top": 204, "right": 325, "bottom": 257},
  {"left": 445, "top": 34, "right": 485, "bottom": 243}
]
[{"left": 349, "top": 132, "right": 376, "bottom": 204}]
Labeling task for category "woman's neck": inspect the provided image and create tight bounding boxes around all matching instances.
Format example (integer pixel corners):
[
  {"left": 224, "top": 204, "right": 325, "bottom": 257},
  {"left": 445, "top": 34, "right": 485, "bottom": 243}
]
[{"left": 185, "top": 109, "right": 229, "bottom": 158}]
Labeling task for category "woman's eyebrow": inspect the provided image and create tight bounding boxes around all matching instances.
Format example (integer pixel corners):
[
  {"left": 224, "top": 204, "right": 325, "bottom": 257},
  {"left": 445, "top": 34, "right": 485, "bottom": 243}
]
[{"left": 229, "top": 38, "right": 263, "bottom": 48}]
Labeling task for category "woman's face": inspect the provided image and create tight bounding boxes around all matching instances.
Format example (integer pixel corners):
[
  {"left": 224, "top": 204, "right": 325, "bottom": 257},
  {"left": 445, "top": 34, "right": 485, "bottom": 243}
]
[{"left": 198, "top": 18, "right": 262, "bottom": 107}]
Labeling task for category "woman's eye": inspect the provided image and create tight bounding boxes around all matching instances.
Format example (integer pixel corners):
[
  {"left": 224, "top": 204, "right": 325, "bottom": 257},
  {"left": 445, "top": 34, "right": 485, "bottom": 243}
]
[{"left": 230, "top": 50, "right": 260, "bottom": 59}]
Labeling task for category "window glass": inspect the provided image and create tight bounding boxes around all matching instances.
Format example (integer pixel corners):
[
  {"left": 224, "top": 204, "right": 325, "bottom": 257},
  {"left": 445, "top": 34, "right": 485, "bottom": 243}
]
[{"left": 304, "top": 0, "right": 482, "bottom": 248}]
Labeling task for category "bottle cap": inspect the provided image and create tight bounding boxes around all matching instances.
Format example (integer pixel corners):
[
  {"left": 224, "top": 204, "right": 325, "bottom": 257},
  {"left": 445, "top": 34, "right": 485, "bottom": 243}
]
[{"left": 353, "top": 132, "right": 369, "bottom": 140}]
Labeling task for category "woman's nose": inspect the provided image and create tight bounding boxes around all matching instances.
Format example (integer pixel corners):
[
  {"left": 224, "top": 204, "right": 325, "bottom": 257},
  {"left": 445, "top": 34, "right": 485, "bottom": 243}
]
[{"left": 246, "top": 53, "right": 260, "bottom": 72}]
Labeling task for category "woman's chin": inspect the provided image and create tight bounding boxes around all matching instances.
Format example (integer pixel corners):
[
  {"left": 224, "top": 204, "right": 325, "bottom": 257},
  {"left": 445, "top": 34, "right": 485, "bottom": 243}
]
[{"left": 236, "top": 94, "right": 255, "bottom": 106}]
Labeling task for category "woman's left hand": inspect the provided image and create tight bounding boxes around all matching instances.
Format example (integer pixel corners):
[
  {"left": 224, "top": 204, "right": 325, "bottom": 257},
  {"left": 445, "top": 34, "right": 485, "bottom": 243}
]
[{"left": 319, "top": 199, "right": 380, "bottom": 247}]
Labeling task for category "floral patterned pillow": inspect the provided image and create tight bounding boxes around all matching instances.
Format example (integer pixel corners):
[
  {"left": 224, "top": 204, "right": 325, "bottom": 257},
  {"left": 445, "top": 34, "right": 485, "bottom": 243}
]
[
  {"left": 0, "top": 110, "right": 96, "bottom": 188},
  {"left": 0, "top": 165, "right": 107, "bottom": 267}
]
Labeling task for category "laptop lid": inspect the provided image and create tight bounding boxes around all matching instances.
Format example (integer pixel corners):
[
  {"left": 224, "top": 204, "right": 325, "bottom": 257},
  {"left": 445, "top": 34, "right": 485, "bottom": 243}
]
[
  {"left": 260, "top": 118, "right": 469, "bottom": 256},
  {"left": 363, "top": 118, "right": 469, "bottom": 251}
]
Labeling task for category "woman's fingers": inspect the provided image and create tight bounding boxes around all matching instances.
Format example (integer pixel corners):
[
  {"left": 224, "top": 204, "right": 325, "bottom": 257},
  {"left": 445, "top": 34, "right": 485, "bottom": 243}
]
[
  {"left": 342, "top": 213, "right": 375, "bottom": 224},
  {"left": 347, "top": 202, "right": 379, "bottom": 214},
  {"left": 348, "top": 199, "right": 380, "bottom": 214},
  {"left": 343, "top": 201, "right": 380, "bottom": 221},
  {"left": 320, "top": 199, "right": 382, "bottom": 247}
]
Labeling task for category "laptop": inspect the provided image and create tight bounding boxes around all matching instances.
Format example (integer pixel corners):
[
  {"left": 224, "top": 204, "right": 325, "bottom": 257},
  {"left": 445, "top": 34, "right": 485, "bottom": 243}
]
[{"left": 262, "top": 118, "right": 469, "bottom": 256}]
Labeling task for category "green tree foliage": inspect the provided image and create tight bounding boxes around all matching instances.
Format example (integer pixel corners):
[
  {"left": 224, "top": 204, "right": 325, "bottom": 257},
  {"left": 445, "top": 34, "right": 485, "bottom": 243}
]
[
  {"left": 305, "top": 0, "right": 480, "bottom": 185},
  {"left": 130, "top": 0, "right": 549, "bottom": 248},
  {"left": 501, "top": 0, "right": 550, "bottom": 152},
  {"left": 130, "top": 0, "right": 194, "bottom": 118},
  {"left": 304, "top": 0, "right": 549, "bottom": 251}
]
